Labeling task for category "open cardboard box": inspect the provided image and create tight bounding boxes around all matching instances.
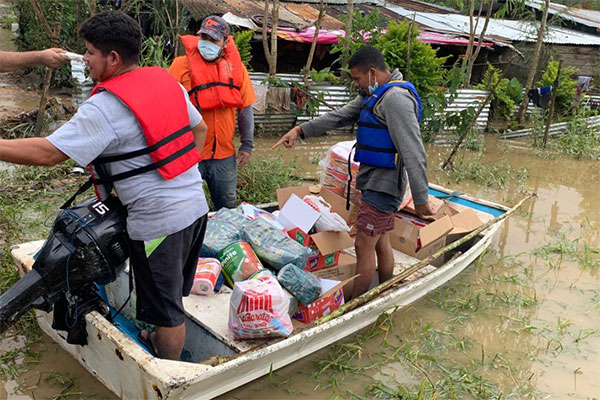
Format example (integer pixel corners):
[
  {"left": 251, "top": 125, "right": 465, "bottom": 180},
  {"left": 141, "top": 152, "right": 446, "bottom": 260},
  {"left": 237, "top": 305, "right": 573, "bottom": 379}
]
[
  {"left": 390, "top": 201, "right": 484, "bottom": 266},
  {"left": 304, "top": 230, "right": 354, "bottom": 271},
  {"left": 276, "top": 185, "right": 360, "bottom": 225},
  {"left": 293, "top": 275, "right": 358, "bottom": 324},
  {"left": 276, "top": 186, "right": 355, "bottom": 271},
  {"left": 312, "top": 253, "right": 357, "bottom": 299}
]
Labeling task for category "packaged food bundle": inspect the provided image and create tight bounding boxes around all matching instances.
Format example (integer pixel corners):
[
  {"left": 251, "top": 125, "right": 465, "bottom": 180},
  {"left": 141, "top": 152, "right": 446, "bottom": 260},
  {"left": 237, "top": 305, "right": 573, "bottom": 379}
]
[
  {"left": 303, "top": 195, "right": 350, "bottom": 232},
  {"left": 249, "top": 269, "right": 298, "bottom": 316},
  {"left": 319, "top": 140, "right": 360, "bottom": 177},
  {"left": 229, "top": 275, "right": 293, "bottom": 339},
  {"left": 237, "top": 202, "right": 286, "bottom": 232},
  {"left": 277, "top": 264, "right": 321, "bottom": 305},
  {"left": 218, "top": 242, "right": 264, "bottom": 287},
  {"left": 191, "top": 258, "right": 222, "bottom": 295},
  {"left": 319, "top": 141, "right": 361, "bottom": 203},
  {"left": 242, "top": 218, "right": 314, "bottom": 270},
  {"left": 200, "top": 208, "right": 250, "bottom": 258}
]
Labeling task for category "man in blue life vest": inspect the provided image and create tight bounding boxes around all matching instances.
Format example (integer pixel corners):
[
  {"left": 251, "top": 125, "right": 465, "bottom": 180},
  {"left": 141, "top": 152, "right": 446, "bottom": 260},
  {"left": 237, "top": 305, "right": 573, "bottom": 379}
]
[
  {"left": 0, "top": 11, "right": 209, "bottom": 360},
  {"left": 273, "top": 46, "right": 435, "bottom": 299}
]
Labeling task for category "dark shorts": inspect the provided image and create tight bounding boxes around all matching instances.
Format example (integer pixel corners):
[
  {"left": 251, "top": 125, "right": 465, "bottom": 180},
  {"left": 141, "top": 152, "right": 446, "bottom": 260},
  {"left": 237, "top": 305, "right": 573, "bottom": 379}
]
[
  {"left": 356, "top": 190, "right": 400, "bottom": 236},
  {"left": 129, "top": 214, "right": 208, "bottom": 327}
]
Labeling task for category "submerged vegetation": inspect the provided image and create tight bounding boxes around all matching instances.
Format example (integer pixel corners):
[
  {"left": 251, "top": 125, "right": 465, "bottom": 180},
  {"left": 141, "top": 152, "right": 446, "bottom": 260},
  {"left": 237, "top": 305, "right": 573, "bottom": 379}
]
[{"left": 262, "top": 228, "right": 599, "bottom": 399}]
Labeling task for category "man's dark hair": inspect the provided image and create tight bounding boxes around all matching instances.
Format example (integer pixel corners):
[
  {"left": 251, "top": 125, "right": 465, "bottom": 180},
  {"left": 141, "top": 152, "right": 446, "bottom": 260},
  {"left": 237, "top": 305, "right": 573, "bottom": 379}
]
[
  {"left": 348, "top": 46, "right": 388, "bottom": 73},
  {"left": 79, "top": 10, "right": 141, "bottom": 65}
]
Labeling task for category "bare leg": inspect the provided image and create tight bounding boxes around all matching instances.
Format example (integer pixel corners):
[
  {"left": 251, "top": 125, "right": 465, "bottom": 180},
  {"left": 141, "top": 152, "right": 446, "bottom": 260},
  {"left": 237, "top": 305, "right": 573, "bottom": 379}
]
[
  {"left": 150, "top": 323, "right": 186, "bottom": 360},
  {"left": 375, "top": 232, "right": 395, "bottom": 284},
  {"left": 352, "top": 230, "right": 380, "bottom": 299}
]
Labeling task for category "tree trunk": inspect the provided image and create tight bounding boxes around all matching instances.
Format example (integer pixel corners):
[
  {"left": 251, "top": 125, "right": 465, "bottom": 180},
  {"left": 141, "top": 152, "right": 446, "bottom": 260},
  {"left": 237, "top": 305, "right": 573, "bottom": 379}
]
[
  {"left": 405, "top": 13, "right": 416, "bottom": 81},
  {"left": 461, "top": 0, "right": 477, "bottom": 88},
  {"left": 465, "top": 0, "right": 494, "bottom": 85},
  {"left": 268, "top": 0, "right": 279, "bottom": 77},
  {"left": 542, "top": 60, "right": 561, "bottom": 147},
  {"left": 518, "top": 0, "right": 549, "bottom": 125},
  {"left": 303, "top": 0, "right": 326, "bottom": 84},
  {"left": 262, "top": 0, "right": 271, "bottom": 67},
  {"left": 90, "top": 0, "right": 96, "bottom": 17},
  {"left": 341, "top": 0, "right": 353, "bottom": 82}
]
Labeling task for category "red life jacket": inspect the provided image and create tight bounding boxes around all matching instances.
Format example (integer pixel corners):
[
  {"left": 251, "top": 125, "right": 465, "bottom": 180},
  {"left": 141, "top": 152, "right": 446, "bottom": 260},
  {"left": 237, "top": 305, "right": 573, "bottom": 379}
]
[
  {"left": 89, "top": 67, "right": 201, "bottom": 187},
  {"left": 179, "top": 34, "right": 245, "bottom": 111}
]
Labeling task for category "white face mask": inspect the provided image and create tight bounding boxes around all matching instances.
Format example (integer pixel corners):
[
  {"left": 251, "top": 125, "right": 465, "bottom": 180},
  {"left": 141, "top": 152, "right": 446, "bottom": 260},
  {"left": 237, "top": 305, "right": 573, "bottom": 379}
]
[
  {"left": 197, "top": 40, "right": 222, "bottom": 61},
  {"left": 368, "top": 72, "right": 379, "bottom": 95}
]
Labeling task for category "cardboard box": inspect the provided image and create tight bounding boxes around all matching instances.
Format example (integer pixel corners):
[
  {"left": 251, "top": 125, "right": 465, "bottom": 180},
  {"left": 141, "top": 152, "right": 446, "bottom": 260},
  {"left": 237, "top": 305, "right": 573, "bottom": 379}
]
[
  {"left": 402, "top": 195, "right": 453, "bottom": 220},
  {"left": 305, "top": 231, "right": 354, "bottom": 271},
  {"left": 313, "top": 253, "right": 357, "bottom": 299},
  {"left": 389, "top": 214, "right": 453, "bottom": 266},
  {"left": 276, "top": 185, "right": 359, "bottom": 225},
  {"left": 390, "top": 205, "right": 484, "bottom": 266},
  {"left": 277, "top": 193, "right": 320, "bottom": 234},
  {"left": 289, "top": 229, "right": 354, "bottom": 272},
  {"left": 446, "top": 208, "right": 483, "bottom": 244},
  {"left": 293, "top": 276, "right": 357, "bottom": 324}
]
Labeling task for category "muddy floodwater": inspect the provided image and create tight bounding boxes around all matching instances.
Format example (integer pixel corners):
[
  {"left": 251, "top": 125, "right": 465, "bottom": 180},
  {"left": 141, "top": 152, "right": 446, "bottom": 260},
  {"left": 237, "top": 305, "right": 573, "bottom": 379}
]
[{"left": 0, "top": 131, "right": 598, "bottom": 399}]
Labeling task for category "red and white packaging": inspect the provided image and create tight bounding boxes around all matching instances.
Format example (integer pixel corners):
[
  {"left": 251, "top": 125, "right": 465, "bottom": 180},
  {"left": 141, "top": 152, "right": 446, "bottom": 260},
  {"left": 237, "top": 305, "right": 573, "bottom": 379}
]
[
  {"left": 191, "top": 258, "right": 221, "bottom": 295},
  {"left": 229, "top": 275, "right": 293, "bottom": 339}
]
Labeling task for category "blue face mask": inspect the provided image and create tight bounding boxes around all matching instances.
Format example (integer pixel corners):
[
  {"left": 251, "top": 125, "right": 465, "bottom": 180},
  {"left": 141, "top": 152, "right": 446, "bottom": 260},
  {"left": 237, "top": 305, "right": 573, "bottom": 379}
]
[
  {"left": 368, "top": 73, "right": 379, "bottom": 95},
  {"left": 198, "top": 40, "right": 221, "bottom": 61}
]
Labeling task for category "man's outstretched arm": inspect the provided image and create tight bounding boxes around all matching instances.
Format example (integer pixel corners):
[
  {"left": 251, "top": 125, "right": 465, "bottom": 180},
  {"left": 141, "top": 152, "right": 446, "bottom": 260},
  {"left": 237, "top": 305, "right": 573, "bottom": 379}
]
[{"left": 0, "top": 49, "right": 68, "bottom": 72}]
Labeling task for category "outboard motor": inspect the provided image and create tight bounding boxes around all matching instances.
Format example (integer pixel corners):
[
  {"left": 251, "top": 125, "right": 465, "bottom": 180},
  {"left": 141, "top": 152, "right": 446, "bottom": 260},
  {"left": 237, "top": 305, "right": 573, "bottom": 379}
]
[{"left": 0, "top": 196, "right": 129, "bottom": 345}]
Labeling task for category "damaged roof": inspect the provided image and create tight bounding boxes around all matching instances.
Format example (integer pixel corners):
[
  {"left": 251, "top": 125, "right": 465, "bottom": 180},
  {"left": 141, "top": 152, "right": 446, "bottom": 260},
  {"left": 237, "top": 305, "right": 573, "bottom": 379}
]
[
  {"left": 526, "top": 0, "right": 600, "bottom": 30},
  {"left": 386, "top": 4, "right": 600, "bottom": 46},
  {"left": 181, "top": 0, "right": 347, "bottom": 30}
]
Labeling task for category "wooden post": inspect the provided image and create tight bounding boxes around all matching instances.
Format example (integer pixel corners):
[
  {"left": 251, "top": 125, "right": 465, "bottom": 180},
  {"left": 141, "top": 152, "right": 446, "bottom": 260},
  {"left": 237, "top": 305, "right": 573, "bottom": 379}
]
[{"left": 543, "top": 59, "right": 562, "bottom": 147}]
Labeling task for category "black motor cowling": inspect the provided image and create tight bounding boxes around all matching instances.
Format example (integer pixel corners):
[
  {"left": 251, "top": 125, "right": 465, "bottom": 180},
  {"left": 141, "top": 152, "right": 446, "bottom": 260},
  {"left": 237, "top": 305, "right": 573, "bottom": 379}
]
[{"left": 0, "top": 196, "right": 129, "bottom": 344}]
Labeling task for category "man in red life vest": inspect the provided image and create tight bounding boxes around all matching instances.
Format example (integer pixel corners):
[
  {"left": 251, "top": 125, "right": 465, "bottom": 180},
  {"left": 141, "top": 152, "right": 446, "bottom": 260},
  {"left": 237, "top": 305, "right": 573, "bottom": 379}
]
[
  {"left": 169, "top": 16, "right": 257, "bottom": 210},
  {"left": 0, "top": 11, "right": 209, "bottom": 361}
]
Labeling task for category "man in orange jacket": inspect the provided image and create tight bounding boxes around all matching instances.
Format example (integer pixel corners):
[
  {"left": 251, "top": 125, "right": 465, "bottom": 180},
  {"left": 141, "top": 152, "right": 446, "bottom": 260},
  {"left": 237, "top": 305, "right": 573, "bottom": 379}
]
[{"left": 169, "top": 16, "right": 256, "bottom": 210}]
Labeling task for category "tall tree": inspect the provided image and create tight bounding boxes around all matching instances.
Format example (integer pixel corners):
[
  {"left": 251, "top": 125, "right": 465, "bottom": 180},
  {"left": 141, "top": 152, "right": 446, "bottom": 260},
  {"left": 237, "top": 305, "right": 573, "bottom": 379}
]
[
  {"left": 304, "top": 0, "right": 326, "bottom": 84},
  {"left": 518, "top": 0, "right": 549, "bottom": 124},
  {"left": 461, "top": 0, "right": 493, "bottom": 87},
  {"left": 341, "top": 0, "right": 353, "bottom": 82},
  {"left": 262, "top": 0, "right": 279, "bottom": 78}
]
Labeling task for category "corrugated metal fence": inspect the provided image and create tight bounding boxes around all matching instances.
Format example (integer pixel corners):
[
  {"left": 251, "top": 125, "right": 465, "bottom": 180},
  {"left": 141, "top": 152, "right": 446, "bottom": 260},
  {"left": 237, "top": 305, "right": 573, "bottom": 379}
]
[{"left": 250, "top": 72, "right": 491, "bottom": 136}]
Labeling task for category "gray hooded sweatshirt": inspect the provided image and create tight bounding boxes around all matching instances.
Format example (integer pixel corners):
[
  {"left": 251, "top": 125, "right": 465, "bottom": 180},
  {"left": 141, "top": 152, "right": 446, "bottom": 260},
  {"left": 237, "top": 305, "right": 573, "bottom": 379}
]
[{"left": 299, "top": 69, "right": 429, "bottom": 205}]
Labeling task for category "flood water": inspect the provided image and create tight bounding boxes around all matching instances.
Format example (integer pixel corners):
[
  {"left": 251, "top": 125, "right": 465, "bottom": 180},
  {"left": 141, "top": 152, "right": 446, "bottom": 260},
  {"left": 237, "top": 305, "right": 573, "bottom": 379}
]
[
  {"left": 1, "top": 132, "right": 598, "bottom": 399},
  {"left": 1, "top": 2, "right": 599, "bottom": 397}
]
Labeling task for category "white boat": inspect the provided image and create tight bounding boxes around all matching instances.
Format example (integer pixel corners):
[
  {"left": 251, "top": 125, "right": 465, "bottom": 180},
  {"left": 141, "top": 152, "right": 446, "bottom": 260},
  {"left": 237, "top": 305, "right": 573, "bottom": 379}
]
[{"left": 10, "top": 184, "right": 509, "bottom": 400}]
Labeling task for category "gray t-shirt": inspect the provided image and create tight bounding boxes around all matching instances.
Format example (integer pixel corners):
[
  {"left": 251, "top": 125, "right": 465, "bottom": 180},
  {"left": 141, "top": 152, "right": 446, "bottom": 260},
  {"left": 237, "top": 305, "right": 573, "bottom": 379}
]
[
  {"left": 47, "top": 85, "right": 209, "bottom": 241},
  {"left": 299, "top": 69, "right": 429, "bottom": 205}
]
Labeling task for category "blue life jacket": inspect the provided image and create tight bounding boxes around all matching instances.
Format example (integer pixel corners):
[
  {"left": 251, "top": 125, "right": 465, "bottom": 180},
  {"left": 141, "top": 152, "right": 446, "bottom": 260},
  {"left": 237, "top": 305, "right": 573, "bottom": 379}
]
[{"left": 354, "top": 80, "right": 422, "bottom": 169}]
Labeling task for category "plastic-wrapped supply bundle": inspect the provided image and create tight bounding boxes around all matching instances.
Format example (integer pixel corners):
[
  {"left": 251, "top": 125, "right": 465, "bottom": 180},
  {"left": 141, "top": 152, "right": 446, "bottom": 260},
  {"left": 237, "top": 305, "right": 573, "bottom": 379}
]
[
  {"left": 277, "top": 264, "right": 321, "bottom": 305},
  {"left": 200, "top": 208, "right": 250, "bottom": 258},
  {"left": 303, "top": 195, "right": 350, "bottom": 232},
  {"left": 218, "top": 242, "right": 263, "bottom": 287},
  {"left": 249, "top": 269, "right": 298, "bottom": 317},
  {"left": 319, "top": 140, "right": 361, "bottom": 203},
  {"left": 229, "top": 274, "right": 293, "bottom": 339},
  {"left": 243, "top": 218, "right": 314, "bottom": 270},
  {"left": 237, "top": 202, "right": 286, "bottom": 232}
]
